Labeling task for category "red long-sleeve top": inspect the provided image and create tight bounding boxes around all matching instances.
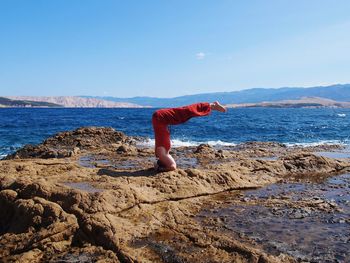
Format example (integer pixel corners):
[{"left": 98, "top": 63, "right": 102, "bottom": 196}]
[{"left": 153, "top": 102, "right": 211, "bottom": 125}]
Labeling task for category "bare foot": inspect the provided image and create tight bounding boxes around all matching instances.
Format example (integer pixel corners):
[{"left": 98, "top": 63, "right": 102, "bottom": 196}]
[{"left": 210, "top": 101, "right": 227, "bottom": 112}]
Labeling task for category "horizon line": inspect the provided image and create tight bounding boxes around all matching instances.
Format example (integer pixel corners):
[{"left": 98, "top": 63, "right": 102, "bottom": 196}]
[{"left": 2, "top": 83, "right": 349, "bottom": 99}]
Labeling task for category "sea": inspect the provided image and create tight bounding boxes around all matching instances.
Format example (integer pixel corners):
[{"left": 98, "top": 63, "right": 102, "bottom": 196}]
[{"left": 1, "top": 107, "right": 350, "bottom": 158}]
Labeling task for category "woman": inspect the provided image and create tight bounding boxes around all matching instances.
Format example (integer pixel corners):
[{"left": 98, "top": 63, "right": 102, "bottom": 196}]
[{"left": 152, "top": 101, "right": 227, "bottom": 171}]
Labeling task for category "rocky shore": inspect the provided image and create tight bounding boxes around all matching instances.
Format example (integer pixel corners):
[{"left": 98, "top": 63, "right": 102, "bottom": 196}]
[{"left": 1, "top": 127, "right": 349, "bottom": 262}]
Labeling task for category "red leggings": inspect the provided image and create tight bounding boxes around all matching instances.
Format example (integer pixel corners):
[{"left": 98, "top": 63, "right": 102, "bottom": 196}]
[
  {"left": 152, "top": 102, "right": 211, "bottom": 154},
  {"left": 152, "top": 114, "right": 171, "bottom": 153}
]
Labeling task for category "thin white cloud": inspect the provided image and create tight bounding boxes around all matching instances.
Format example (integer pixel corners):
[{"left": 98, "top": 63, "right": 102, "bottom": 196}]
[{"left": 196, "top": 52, "right": 206, "bottom": 60}]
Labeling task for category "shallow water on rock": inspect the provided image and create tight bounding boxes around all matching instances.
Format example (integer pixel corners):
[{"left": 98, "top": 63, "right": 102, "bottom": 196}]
[
  {"left": 78, "top": 155, "right": 147, "bottom": 170},
  {"left": 132, "top": 238, "right": 185, "bottom": 263},
  {"left": 198, "top": 173, "right": 350, "bottom": 262},
  {"left": 78, "top": 154, "right": 198, "bottom": 170},
  {"left": 63, "top": 182, "right": 103, "bottom": 193},
  {"left": 251, "top": 156, "right": 279, "bottom": 161},
  {"left": 53, "top": 252, "right": 101, "bottom": 263},
  {"left": 315, "top": 151, "right": 350, "bottom": 159},
  {"left": 78, "top": 155, "right": 99, "bottom": 168},
  {"left": 175, "top": 157, "right": 198, "bottom": 169}
]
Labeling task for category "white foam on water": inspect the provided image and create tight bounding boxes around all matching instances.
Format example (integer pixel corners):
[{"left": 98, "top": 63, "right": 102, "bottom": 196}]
[
  {"left": 284, "top": 140, "right": 346, "bottom": 147},
  {"left": 0, "top": 144, "right": 24, "bottom": 158},
  {"left": 139, "top": 138, "right": 348, "bottom": 148},
  {"left": 171, "top": 139, "right": 200, "bottom": 147},
  {"left": 138, "top": 138, "right": 236, "bottom": 148},
  {"left": 337, "top": 113, "right": 346, "bottom": 117},
  {"left": 206, "top": 140, "right": 237, "bottom": 146},
  {"left": 137, "top": 139, "right": 153, "bottom": 148}
]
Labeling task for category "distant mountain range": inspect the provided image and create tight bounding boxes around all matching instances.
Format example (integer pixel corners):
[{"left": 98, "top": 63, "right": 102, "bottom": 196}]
[
  {"left": 2, "top": 84, "right": 350, "bottom": 108},
  {"left": 0, "top": 97, "right": 62, "bottom": 107},
  {"left": 4, "top": 96, "right": 142, "bottom": 108},
  {"left": 227, "top": 97, "right": 350, "bottom": 108},
  {"left": 85, "top": 84, "right": 350, "bottom": 107}
]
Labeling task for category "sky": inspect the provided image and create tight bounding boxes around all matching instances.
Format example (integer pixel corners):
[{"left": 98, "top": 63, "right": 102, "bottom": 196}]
[{"left": 0, "top": 0, "right": 350, "bottom": 98}]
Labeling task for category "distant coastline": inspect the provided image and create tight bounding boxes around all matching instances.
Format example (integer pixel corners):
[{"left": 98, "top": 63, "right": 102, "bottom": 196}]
[
  {"left": 0, "top": 97, "right": 62, "bottom": 108},
  {"left": 226, "top": 97, "right": 350, "bottom": 108},
  {"left": 1, "top": 97, "right": 349, "bottom": 109},
  {"left": 1, "top": 96, "right": 144, "bottom": 108},
  {"left": 83, "top": 83, "right": 350, "bottom": 107},
  {"left": 2, "top": 84, "right": 350, "bottom": 108}
]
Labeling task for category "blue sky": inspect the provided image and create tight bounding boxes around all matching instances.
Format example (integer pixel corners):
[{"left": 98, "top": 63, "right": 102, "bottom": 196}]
[{"left": 0, "top": 0, "right": 350, "bottom": 98}]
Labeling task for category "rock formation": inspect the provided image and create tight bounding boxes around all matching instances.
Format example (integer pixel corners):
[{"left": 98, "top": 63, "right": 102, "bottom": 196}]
[{"left": 1, "top": 127, "right": 349, "bottom": 262}]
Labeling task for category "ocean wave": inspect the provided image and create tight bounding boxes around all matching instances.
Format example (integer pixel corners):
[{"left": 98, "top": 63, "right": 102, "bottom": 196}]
[
  {"left": 138, "top": 138, "right": 348, "bottom": 148},
  {"left": 0, "top": 144, "right": 23, "bottom": 158},
  {"left": 337, "top": 113, "right": 346, "bottom": 117},
  {"left": 284, "top": 140, "right": 347, "bottom": 147},
  {"left": 206, "top": 140, "right": 237, "bottom": 146},
  {"left": 138, "top": 138, "right": 236, "bottom": 148},
  {"left": 0, "top": 151, "right": 9, "bottom": 159}
]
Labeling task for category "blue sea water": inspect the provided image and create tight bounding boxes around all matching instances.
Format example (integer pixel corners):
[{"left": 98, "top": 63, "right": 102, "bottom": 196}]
[{"left": 0, "top": 108, "right": 350, "bottom": 157}]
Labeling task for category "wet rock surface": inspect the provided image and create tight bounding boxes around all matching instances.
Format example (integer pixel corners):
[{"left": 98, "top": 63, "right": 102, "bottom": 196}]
[
  {"left": 198, "top": 173, "right": 350, "bottom": 263},
  {"left": 0, "top": 127, "right": 350, "bottom": 262}
]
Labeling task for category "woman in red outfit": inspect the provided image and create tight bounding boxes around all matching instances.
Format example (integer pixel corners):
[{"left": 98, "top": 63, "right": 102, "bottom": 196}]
[{"left": 152, "top": 101, "right": 227, "bottom": 171}]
